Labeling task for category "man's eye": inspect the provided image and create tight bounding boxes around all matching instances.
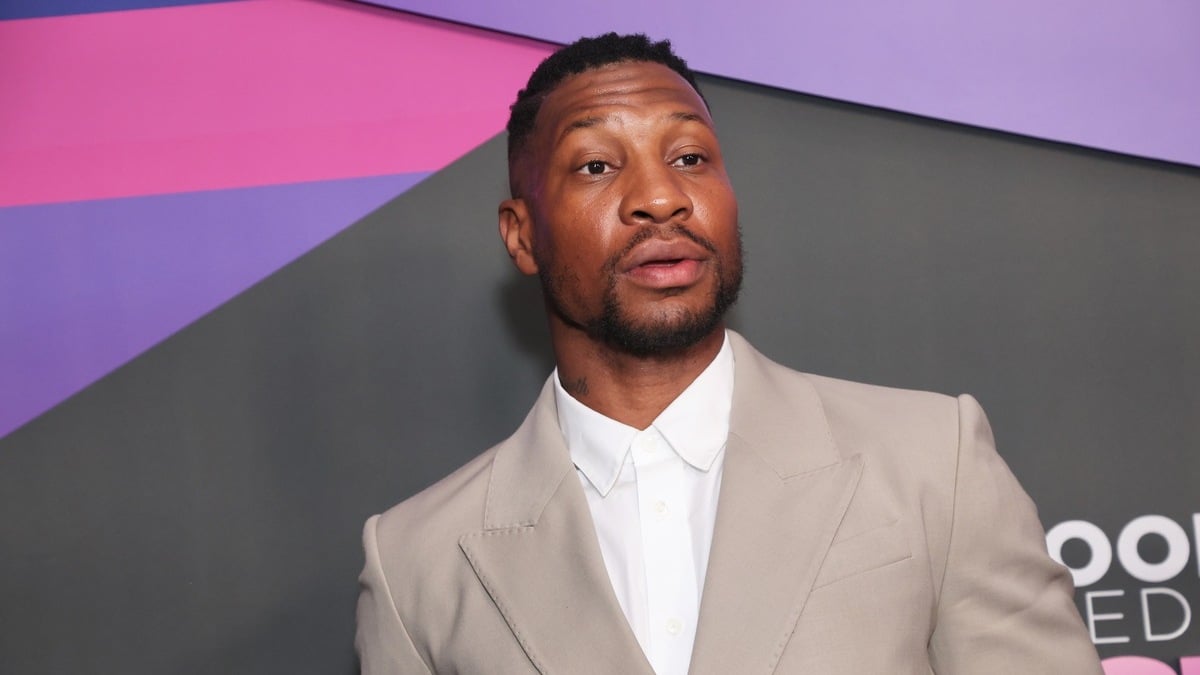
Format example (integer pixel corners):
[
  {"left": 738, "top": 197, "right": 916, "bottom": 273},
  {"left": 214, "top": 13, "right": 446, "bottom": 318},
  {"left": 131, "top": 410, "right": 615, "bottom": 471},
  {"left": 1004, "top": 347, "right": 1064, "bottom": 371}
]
[
  {"left": 580, "top": 160, "right": 609, "bottom": 175},
  {"left": 674, "top": 153, "right": 704, "bottom": 167}
]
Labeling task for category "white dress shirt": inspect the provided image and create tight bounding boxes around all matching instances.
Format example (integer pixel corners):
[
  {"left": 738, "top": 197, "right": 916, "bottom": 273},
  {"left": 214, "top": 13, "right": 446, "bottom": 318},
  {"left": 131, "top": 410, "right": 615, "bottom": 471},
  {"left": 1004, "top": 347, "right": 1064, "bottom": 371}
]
[{"left": 553, "top": 333, "right": 734, "bottom": 675}]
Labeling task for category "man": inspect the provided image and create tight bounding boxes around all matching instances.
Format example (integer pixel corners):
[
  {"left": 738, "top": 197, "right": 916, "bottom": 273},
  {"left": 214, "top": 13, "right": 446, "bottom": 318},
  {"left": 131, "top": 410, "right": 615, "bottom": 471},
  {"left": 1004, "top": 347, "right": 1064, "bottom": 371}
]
[{"left": 356, "top": 33, "right": 1103, "bottom": 674}]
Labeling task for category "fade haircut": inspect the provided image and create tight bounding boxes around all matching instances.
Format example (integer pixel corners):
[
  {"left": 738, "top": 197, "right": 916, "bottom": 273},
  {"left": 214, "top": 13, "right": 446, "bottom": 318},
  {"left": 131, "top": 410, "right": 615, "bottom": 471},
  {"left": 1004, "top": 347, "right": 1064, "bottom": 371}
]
[{"left": 505, "top": 32, "right": 708, "bottom": 197}]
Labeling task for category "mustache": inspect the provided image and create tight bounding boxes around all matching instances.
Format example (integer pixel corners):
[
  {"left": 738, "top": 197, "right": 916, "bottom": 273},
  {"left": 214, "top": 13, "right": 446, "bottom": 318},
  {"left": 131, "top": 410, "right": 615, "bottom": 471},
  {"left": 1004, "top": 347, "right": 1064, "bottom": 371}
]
[{"left": 602, "top": 224, "right": 720, "bottom": 273}]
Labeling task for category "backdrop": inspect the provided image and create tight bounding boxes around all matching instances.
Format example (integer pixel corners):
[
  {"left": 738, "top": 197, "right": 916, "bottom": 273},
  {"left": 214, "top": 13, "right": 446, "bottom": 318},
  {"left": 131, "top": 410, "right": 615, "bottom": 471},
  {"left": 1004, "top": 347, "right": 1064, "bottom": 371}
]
[{"left": 2, "top": 1, "right": 1198, "bottom": 673}]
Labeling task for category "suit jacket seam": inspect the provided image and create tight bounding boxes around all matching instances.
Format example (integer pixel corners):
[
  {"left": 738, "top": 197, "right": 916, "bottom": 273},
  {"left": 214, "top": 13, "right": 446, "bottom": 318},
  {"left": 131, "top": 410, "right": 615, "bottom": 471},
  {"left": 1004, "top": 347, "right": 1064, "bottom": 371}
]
[
  {"left": 458, "top": 532, "right": 548, "bottom": 674},
  {"left": 369, "top": 515, "right": 434, "bottom": 675},
  {"left": 483, "top": 450, "right": 500, "bottom": 528},
  {"left": 933, "top": 395, "right": 965, "bottom": 622},
  {"left": 800, "top": 372, "right": 841, "bottom": 457},
  {"left": 812, "top": 551, "right": 915, "bottom": 591}
]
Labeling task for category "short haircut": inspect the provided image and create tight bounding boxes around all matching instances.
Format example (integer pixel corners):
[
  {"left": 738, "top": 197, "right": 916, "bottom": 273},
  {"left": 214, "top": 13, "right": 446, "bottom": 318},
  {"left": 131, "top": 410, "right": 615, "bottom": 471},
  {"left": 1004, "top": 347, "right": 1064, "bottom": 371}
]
[{"left": 505, "top": 32, "right": 707, "bottom": 197}]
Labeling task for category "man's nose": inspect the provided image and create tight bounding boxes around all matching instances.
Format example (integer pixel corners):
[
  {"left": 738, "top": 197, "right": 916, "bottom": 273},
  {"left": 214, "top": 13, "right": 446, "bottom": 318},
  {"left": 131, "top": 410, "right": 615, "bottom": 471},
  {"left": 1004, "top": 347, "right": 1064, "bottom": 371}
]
[{"left": 620, "top": 161, "right": 693, "bottom": 225}]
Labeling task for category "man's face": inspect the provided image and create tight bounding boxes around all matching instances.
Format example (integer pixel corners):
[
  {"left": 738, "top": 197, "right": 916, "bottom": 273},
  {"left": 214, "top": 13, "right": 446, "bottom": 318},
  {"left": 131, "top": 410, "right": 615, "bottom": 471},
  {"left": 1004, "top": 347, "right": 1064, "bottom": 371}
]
[{"left": 504, "top": 61, "right": 742, "bottom": 357}]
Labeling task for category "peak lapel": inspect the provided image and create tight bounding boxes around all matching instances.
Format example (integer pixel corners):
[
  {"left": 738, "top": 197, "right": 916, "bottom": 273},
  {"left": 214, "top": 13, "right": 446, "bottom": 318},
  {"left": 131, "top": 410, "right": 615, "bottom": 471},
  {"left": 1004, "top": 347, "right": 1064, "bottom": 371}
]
[
  {"left": 689, "top": 334, "right": 864, "bottom": 675},
  {"left": 459, "top": 379, "right": 654, "bottom": 675}
]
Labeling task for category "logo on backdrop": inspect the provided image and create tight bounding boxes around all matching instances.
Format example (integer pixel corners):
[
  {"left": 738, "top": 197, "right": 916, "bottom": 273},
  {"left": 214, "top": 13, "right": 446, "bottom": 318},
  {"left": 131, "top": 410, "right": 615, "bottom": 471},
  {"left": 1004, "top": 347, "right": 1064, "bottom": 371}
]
[{"left": 1047, "top": 514, "right": 1200, "bottom": 675}]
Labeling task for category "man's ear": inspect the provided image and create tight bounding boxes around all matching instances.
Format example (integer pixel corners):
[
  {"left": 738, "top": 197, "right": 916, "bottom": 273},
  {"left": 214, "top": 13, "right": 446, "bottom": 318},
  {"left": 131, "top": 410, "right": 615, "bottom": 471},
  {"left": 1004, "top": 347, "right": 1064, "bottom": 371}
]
[{"left": 499, "top": 198, "right": 539, "bottom": 276}]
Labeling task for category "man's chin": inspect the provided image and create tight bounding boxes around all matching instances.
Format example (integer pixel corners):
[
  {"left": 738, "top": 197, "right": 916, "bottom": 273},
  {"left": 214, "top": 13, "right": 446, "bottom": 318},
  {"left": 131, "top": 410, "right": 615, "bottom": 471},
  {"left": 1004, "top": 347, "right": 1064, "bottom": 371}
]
[{"left": 592, "top": 307, "right": 725, "bottom": 358}]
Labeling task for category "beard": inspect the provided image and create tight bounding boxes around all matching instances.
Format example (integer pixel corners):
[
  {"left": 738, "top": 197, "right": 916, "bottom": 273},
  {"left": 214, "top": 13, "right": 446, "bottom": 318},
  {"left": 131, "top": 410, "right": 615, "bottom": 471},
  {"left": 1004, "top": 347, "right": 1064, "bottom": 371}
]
[{"left": 537, "top": 224, "right": 743, "bottom": 358}]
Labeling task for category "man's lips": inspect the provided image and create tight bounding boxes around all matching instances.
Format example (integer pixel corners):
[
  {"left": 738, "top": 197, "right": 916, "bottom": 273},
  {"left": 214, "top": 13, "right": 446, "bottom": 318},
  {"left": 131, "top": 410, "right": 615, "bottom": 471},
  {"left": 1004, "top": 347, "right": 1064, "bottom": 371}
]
[{"left": 619, "top": 238, "right": 709, "bottom": 288}]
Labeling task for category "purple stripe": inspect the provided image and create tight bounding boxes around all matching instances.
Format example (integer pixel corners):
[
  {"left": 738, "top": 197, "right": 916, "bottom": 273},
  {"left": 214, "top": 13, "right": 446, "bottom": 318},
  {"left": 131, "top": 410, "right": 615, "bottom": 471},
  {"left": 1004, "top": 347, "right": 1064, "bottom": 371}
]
[
  {"left": 371, "top": 0, "right": 1200, "bottom": 167},
  {"left": 0, "top": 0, "right": 238, "bottom": 20},
  {"left": 0, "top": 172, "right": 428, "bottom": 439}
]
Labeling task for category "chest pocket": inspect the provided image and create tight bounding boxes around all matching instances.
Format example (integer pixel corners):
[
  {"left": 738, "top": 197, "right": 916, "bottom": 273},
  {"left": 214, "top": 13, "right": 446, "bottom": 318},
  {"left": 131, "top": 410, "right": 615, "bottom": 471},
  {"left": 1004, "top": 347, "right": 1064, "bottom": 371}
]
[{"left": 812, "top": 518, "right": 912, "bottom": 589}]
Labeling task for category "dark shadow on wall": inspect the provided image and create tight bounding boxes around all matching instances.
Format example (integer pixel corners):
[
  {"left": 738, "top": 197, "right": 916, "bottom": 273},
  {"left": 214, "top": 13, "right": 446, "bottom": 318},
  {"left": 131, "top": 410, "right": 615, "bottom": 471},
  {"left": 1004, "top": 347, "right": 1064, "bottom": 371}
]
[
  {"left": 498, "top": 270, "right": 555, "bottom": 375},
  {"left": 172, "top": 578, "right": 361, "bottom": 675}
]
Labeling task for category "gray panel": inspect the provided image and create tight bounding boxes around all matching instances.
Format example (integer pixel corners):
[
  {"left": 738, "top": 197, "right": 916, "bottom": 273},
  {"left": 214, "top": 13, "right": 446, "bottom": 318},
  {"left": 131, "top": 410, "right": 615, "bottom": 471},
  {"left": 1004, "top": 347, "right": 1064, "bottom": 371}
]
[
  {"left": 715, "top": 79, "right": 1199, "bottom": 663},
  {"left": 2, "top": 73, "right": 1197, "bottom": 672},
  {"left": 0, "top": 135, "right": 548, "bottom": 674},
  {"left": 718, "top": 78, "right": 1199, "bottom": 520}
]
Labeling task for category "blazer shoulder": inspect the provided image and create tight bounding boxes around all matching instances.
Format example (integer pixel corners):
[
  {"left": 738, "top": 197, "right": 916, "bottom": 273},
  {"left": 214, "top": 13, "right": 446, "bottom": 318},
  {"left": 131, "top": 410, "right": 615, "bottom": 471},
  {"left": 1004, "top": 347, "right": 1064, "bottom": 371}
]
[
  {"left": 373, "top": 443, "right": 498, "bottom": 549},
  {"left": 802, "top": 371, "right": 976, "bottom": 479},
  {"left": 801, "top": 371, "right": 960, "bottom": 431},
  {"left": 730, "top": 331, "right": 962, "bottom": 439},
  {"left": 729, "top": 332, "right": 970, "bottom": 477},
  {"left": 788, "top": 367, "right": 977, "bottom": 482}
]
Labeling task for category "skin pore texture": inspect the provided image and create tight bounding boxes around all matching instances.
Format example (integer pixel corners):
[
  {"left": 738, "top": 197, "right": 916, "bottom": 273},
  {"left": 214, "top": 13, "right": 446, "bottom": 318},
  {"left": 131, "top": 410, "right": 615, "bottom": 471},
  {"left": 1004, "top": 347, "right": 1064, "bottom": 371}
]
[{"left": 499, "top": 61, "right": 743, "bottom": 429}]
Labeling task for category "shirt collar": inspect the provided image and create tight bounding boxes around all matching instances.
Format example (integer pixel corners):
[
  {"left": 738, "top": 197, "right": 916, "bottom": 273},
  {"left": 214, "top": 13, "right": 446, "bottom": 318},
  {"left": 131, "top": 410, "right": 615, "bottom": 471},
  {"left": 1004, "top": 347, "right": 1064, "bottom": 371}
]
[{"left": 553, "top": 332, "right": 735, "bottom": 497}]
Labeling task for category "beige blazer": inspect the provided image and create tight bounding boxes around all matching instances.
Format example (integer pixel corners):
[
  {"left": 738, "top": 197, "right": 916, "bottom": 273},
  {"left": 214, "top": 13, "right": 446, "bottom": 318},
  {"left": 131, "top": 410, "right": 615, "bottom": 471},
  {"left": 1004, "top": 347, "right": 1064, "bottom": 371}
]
[{"left": 356, "top": 332, "right": 1103, "bottom": 674}]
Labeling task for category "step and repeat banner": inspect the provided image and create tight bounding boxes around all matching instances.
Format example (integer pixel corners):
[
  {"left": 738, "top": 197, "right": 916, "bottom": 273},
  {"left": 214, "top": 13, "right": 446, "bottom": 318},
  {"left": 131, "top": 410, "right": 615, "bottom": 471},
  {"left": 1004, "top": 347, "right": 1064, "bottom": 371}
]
[{"left": 2, "top": 1, "right": 1197, "bottom": 673}]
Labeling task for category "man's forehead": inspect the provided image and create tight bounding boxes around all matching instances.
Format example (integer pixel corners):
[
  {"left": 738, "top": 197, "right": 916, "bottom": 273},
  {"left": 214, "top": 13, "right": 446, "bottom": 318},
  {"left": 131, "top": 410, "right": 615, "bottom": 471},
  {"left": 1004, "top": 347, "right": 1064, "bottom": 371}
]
[{"left": 535, "top": 61, "right": 711, "bottom": 137}]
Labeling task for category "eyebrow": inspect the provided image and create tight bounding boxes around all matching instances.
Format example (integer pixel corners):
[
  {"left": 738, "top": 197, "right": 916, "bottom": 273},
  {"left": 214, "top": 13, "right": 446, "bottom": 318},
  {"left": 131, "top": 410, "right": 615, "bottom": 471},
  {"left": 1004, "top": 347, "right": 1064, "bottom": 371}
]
[
  {"left": 560, "top": 116, "right": 606, "bottom": 139},
  {"left": 558, "top": 111, "right": 709, "bottom": 142},
  {"left": 669, "top": 111, "right": 706, "bottom": 124}
]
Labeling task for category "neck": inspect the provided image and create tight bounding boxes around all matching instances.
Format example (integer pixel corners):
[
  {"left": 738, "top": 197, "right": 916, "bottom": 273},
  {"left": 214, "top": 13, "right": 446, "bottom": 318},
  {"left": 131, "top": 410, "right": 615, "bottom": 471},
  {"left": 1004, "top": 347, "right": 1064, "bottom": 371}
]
[{"left": 550, "top": 321, "right": 726, "bottom": 430}]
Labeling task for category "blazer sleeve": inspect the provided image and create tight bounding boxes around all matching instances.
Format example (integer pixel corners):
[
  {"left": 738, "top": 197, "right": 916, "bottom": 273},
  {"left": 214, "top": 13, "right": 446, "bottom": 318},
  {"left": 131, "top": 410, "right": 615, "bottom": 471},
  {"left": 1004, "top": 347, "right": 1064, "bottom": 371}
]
[
  {"left": 356, "top": 514, "right": 434, "bottom": 675},
  {"left": 927, "top": 395, "right": 1103, "bottom": 674}
]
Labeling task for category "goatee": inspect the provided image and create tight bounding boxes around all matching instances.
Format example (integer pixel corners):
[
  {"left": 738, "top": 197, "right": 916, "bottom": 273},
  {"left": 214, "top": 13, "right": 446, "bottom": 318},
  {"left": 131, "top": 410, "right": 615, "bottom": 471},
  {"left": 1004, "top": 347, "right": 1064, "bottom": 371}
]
[{"left": 538, "top": 224, "right": 743, "bottom": 358}]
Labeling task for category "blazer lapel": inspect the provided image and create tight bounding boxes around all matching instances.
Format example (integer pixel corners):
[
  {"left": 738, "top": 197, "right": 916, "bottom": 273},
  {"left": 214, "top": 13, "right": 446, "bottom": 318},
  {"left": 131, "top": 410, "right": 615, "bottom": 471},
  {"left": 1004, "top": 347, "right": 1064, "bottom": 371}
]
[
  {"left": 689, "top": 333, "right": 863, "bottom": 675},
  {"left": 458, "top": 380, "right": 654, "bottom": 675}
]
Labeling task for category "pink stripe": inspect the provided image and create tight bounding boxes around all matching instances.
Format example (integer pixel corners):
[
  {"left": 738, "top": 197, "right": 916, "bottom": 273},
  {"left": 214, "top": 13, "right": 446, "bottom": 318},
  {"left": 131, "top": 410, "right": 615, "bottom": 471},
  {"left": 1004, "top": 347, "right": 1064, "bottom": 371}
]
[{"left": 0, "top": 0, "right": 552, "bottom": 206}]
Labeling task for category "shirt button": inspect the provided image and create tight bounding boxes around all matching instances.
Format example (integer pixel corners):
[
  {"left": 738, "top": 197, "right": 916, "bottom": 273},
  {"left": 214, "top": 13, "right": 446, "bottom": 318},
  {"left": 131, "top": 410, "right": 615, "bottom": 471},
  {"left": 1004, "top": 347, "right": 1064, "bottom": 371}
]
[
  {"left": 666, "top": 618, "right": 682, "bottom": 635},
  {"left": 654, "top": 499, "right": 668, "bottom": 515}
]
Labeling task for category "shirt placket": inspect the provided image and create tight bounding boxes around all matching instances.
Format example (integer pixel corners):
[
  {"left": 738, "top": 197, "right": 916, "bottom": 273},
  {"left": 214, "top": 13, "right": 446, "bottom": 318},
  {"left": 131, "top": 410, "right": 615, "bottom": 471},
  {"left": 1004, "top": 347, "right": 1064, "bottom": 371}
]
[{"left": 631, "top": 427, "right": 699, "bottom": 675}]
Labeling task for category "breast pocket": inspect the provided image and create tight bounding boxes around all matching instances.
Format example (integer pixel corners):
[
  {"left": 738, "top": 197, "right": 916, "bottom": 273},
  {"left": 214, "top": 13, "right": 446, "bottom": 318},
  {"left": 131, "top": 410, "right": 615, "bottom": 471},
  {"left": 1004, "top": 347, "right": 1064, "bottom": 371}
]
[{"left": 812, "top": 519, "right": 913, "bottom": 590}]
